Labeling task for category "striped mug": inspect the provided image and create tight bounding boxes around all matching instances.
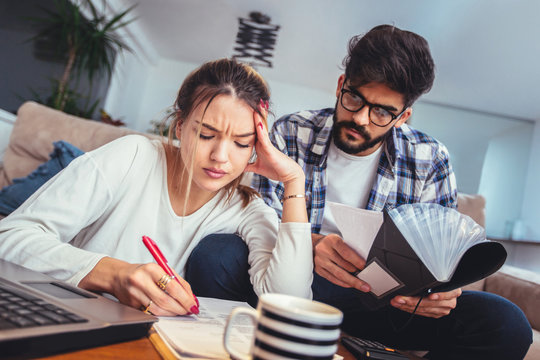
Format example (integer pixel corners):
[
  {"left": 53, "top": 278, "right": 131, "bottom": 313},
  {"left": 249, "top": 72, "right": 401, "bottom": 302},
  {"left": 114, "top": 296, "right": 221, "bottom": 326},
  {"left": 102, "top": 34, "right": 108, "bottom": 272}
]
[{"left": 224, "top": 293, "right": 343, "bottom": 360}]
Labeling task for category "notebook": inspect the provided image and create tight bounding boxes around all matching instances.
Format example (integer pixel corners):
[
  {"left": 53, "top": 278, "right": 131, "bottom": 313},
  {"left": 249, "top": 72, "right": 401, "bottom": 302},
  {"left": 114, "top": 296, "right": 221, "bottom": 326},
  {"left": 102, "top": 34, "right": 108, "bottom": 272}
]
[
  {"left": 149, "top": 297, "right": 344, "bottom": 360},
  {"left": 0, "top": 258, "right": 157, "bottom": 358}
]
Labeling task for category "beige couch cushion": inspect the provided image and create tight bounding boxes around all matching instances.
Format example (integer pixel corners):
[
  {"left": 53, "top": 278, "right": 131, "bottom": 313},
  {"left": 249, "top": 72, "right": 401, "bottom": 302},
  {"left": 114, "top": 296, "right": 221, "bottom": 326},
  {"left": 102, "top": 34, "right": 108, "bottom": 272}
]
[
  {"left": 457, "top": 193, "right": 486, "bottom": 228},
  {"left": 0, "top": 101, "right": 138, "bottom": 188},
  {"left": 485, "top": 265, "right": 540, "bottom": 330}
]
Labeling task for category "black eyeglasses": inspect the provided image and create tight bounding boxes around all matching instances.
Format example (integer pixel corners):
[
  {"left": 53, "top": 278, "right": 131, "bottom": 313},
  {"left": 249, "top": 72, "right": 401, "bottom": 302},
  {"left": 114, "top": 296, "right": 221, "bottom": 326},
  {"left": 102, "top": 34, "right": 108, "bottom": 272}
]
[{"left": 340, "top": 85, "right": 406, "bottom": 127}]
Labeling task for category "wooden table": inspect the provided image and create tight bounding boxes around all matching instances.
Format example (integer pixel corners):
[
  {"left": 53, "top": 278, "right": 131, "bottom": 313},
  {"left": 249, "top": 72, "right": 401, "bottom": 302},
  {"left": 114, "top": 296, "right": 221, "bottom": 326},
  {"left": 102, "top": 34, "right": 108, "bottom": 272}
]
[{"left": 37, "top": 335, "right": 356, "bottom": 359}]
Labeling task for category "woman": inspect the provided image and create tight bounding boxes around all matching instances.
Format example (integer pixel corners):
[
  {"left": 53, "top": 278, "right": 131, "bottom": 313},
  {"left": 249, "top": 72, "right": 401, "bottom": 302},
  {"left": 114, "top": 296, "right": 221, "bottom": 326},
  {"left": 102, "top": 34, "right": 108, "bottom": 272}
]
[{"left": 0, "top": 59, "right": 312, "bottom": 316}]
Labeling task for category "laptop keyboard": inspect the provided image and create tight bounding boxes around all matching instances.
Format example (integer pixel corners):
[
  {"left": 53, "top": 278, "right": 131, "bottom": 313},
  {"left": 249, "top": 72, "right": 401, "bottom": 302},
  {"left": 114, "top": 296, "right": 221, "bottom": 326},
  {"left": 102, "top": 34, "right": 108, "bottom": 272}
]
[{"left": 0, "top": 283, "right": 88, "bottom": 329}]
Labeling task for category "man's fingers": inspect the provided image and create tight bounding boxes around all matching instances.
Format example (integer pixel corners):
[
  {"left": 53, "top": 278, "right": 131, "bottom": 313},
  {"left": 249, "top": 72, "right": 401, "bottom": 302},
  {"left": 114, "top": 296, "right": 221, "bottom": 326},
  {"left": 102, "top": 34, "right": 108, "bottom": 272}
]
[
  {"left": 330, "top": 248, "right": 358, "bottom": 273},
  {"left": 332, "top": 239, "right": 366, "bottom": 270},
  {"left": 428, "top": 288, "right": 462, "bottom": 301},
  {"left": 313, "top": 233, "right": 370, "bottom": 291},
  {"left": 315, "top": 234, "right": 364, "bottom": 273},
  {"left": 317, "top": 268, "right": 352, "bottom": 288},
  {"left": 391, "top": 294, "right": 457, "bottom": 318},
  {"left": 315, "top": 259, "right": 371, "bottom": 292}
]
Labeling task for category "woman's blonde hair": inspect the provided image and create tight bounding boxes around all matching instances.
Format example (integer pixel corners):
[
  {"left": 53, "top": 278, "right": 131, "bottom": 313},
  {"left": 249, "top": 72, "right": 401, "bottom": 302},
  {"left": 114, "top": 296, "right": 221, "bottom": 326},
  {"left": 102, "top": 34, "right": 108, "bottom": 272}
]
[{"left": 163, "top": 58, "right": 270, "bottom": 211}]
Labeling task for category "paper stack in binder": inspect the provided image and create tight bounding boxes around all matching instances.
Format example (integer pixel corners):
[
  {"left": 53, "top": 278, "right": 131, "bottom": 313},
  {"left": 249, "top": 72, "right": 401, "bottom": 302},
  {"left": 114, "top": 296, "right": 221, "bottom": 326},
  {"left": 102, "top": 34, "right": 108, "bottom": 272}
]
[{"left": 328, "top": 202, "right": 507, "bottom": 310}]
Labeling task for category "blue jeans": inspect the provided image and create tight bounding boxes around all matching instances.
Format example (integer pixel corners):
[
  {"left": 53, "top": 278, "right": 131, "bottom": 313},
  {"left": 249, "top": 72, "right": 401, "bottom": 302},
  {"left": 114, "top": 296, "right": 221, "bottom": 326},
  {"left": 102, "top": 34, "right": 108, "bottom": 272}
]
[{"left": 185, "top": 234, "right": 532, "bottom": 360}]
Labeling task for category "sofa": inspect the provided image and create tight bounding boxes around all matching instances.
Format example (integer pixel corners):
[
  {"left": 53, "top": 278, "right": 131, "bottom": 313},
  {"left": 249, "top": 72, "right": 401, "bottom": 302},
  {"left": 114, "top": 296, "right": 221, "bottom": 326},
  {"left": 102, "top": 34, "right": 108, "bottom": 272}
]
[{"left": 1, "top": 101, "right": 539, "bottom": 358}]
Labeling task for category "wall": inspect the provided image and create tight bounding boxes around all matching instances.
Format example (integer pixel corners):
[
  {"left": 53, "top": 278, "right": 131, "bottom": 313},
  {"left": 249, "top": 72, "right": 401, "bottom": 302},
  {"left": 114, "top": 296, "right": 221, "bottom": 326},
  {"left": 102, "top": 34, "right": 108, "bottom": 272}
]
[
  {"left": 521, "top": 121, "right": 540, "bottom": 241},
  {"left": 105, "top": 57, "right": 335, "bottom": 132},
  {"left": 103, "top": 53, "right": 153, "bottom": 131},
  {"left": 478, "top": 125, "right": 532, "bottom": 238},
  {"left": 410, "top": 102, "right": 534, "bottom": 240},
  {"left": 257, "top": 68, "right": 336, "bottom": 123},
  {"left": 0, "top": 0, "right": 110, "bottom": 119}
]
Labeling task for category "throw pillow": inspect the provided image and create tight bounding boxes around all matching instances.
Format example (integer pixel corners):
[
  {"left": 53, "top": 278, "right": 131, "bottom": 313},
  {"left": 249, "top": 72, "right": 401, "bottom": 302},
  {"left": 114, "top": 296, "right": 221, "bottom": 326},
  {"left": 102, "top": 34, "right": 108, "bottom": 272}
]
[{"left": 0, "top": 141, "right": 84, "bottom": 215}]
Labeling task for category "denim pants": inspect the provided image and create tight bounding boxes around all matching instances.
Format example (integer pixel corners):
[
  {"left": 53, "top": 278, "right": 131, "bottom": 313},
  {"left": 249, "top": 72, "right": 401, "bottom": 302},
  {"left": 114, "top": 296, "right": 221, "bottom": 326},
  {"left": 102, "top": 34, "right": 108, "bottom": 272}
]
[{"left": 185, "top": 234, "right": 532, "bottom": 360}]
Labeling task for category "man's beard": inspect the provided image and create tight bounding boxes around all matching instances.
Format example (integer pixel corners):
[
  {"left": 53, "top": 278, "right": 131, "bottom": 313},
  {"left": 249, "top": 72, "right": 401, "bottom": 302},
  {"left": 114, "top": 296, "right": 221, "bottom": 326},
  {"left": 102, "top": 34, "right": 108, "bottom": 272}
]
[{"left": 331, "top": 112, "right": 391, "bottom": 155}]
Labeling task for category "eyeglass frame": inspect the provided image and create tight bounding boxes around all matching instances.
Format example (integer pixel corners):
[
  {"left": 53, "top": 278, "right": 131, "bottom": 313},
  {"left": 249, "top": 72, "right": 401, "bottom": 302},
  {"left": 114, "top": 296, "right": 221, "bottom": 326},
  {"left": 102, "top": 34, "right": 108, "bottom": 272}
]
[{"left": 339, "top": 81, "right": 407, "bottom": 127}]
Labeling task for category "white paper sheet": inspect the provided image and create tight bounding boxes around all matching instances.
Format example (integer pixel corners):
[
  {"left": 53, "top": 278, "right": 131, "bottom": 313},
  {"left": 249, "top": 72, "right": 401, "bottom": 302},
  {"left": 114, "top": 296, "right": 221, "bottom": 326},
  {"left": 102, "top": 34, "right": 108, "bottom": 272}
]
[{"left": 328, "top": 202, "right": 384, "bottom": 259}]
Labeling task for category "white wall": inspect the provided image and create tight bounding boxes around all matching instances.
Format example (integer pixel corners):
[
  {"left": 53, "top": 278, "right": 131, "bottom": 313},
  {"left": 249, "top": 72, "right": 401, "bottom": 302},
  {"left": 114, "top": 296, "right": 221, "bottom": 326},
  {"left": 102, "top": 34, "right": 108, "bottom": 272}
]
[
  {"left": 521, "top": 121, "right": 540, "bottom": 241},
  {"left": 410, "top": 102, "right": 532, "bottom": 194},
  {"left": 103, "top": 52, "right": 152, "bottom": 131},
  {"left": 257, "top": 68, "right": 335, "bottom": 124},
  {"left": 105, "top": 57, "right": 335, "bottom": 132},
  {"left": 479, "top": 125, "right": 532, "bottom": 238},
  {"left": 409, "top": 102, "right": 534, "bottom": 240}
]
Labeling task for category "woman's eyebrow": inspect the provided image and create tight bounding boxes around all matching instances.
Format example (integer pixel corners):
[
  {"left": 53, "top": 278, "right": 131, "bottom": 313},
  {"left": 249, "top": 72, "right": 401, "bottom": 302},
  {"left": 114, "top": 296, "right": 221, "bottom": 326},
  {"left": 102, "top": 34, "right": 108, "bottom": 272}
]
[
  {"left": 198, "top": 121, "right": 255, "bottom": 137},
  {"left": 234, "top": 131, "right": 256, "bottom": 138}
]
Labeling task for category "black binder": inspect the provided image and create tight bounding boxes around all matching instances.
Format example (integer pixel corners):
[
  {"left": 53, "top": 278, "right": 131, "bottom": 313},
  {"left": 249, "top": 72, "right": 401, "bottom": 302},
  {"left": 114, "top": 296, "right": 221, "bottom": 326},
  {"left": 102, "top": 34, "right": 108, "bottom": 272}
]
[{"left": 355, "top": 212, "right": 507, "bottom": 310}]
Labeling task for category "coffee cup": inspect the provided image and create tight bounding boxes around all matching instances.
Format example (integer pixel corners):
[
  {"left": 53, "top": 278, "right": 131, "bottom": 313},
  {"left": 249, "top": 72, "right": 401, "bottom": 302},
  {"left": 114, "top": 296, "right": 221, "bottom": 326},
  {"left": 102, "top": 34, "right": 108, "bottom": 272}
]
[{"left": 223, "top": 293, "right": 343, "bottom": 360}]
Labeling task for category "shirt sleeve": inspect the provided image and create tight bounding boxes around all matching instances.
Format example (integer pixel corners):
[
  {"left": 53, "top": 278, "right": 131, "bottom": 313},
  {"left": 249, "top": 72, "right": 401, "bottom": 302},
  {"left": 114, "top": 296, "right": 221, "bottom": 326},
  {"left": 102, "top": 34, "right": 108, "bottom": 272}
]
[
  {"left": 0, "top": 136, "right": 142, "bottom": 285},
  {"left": 420, "top": 142, "right": 458, "bottom": 208},
  {"left": 236, "top": 199, "right": 313, "bottom": 299}
]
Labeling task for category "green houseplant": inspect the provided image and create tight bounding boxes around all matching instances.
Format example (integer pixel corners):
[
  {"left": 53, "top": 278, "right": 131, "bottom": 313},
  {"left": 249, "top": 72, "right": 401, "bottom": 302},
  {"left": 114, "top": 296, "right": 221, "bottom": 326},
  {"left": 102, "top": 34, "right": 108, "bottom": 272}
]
[{"left": 29, "top": 0, "right": 135, "bottom": 117}]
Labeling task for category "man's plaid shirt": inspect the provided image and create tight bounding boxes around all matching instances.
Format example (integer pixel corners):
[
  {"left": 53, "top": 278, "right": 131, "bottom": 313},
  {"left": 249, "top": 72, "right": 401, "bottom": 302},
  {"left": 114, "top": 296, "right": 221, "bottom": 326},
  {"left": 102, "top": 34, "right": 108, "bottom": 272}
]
[{"left": 252, "top": 108, "right": 457, "bottom": 234}]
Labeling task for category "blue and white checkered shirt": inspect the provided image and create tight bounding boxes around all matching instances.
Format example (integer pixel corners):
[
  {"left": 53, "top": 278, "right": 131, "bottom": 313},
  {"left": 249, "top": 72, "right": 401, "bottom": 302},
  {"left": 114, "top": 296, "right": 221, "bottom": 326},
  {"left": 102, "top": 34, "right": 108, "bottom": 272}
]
[{"left": 252, "top": 108, "right": 457, "bottom": 234}]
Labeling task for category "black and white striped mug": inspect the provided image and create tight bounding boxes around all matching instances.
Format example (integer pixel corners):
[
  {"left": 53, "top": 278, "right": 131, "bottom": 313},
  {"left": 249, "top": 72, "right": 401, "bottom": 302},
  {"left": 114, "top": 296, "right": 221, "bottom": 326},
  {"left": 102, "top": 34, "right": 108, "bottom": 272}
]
[{"left": 224, "top": 293, "right": 343, "bottom": 360}]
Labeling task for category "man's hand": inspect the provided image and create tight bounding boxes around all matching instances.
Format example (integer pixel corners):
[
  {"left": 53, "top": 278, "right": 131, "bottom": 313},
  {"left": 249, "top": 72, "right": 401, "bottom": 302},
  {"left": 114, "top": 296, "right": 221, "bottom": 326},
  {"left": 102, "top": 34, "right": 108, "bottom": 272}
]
[
  {"left": 312, "top": 233, "right": 370, "bottom": 292},
  {"left": 390, "top": 288, "right": 462, "bottom": 318}
]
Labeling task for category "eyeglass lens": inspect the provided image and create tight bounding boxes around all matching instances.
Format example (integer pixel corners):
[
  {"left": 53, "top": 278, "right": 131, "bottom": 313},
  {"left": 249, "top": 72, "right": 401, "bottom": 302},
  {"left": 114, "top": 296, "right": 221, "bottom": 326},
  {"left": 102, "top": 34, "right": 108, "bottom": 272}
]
[{"left": 341, "top": 90, "right": 394, "bottom": 126}]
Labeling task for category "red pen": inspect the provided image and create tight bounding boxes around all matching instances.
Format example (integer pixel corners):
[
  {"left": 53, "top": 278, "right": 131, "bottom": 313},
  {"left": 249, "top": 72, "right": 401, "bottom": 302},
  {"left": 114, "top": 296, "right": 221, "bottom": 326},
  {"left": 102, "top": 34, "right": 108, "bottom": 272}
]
[{"left": 142, "top": 235, "right": 199, "bottom": 314}]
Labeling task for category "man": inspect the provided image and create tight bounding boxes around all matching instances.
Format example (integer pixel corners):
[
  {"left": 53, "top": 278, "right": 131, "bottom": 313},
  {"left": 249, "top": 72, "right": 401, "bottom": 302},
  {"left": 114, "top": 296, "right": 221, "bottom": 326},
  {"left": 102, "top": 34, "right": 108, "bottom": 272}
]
[{"left": 186, "top": 25, "right": 532, "bottom": 359}]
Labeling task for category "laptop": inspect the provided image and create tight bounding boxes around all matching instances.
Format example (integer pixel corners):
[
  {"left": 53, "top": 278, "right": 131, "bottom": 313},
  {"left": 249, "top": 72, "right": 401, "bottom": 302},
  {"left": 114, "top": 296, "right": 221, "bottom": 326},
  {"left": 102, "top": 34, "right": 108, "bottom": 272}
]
[{"left": 0, "top": 258, "right": 157, "bottom": 358}]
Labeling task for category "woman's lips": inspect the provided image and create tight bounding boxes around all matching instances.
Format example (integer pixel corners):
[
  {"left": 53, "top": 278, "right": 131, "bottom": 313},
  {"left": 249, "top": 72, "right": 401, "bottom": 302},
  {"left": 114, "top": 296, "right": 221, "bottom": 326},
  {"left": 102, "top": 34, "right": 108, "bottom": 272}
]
[{"left": 203, "top": 168, "right": 227, "bottom": 179}]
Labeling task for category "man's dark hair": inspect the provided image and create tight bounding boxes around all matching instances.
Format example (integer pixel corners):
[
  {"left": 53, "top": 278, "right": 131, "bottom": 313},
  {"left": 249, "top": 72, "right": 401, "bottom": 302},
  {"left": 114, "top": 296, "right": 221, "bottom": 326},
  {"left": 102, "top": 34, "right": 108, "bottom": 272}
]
[{"left": 343, "top": 25, "right": 435, "bottom": 108}]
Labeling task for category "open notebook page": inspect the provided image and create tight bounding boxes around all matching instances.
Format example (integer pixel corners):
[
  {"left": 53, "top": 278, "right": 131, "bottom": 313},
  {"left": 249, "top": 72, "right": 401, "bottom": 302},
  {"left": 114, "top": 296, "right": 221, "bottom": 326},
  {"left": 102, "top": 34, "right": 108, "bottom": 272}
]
[
  {"left": 153, "top": 297, "right": 345, "bottom": 359},
  {"left": 154, "top": 297, "right": 253, "bottom": 359}
]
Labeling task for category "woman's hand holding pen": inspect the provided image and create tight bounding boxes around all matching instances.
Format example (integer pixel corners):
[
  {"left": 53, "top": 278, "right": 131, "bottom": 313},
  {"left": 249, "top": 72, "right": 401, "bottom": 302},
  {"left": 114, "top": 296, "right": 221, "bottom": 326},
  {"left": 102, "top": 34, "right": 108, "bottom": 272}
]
[
  {"left": 115, "top": 262, "right": 198, "bottom": 316},
  {"left": 79, "top": 257, "right": 199, "bottom": 316}
]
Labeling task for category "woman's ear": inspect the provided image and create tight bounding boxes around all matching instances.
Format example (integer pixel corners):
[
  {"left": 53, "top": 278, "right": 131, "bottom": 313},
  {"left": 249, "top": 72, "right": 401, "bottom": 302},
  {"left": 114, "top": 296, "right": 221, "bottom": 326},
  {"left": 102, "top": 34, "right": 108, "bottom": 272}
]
[
  {"left": 175, "top": 112, "right": 183, "bottom": 139},
  {"left": 175, "top": 122, "right": 181, "bottom": 139}
]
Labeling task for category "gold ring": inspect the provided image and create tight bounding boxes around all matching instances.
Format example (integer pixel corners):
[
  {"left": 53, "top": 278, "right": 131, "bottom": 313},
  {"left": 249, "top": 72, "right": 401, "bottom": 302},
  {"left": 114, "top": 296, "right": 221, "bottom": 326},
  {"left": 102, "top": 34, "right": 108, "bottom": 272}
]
[
  {"left": 157, "top": 274, "right": 173, "bottom": 291},
  {"left": 141, "top": 300, "right": 153, "bottom": 314}
]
